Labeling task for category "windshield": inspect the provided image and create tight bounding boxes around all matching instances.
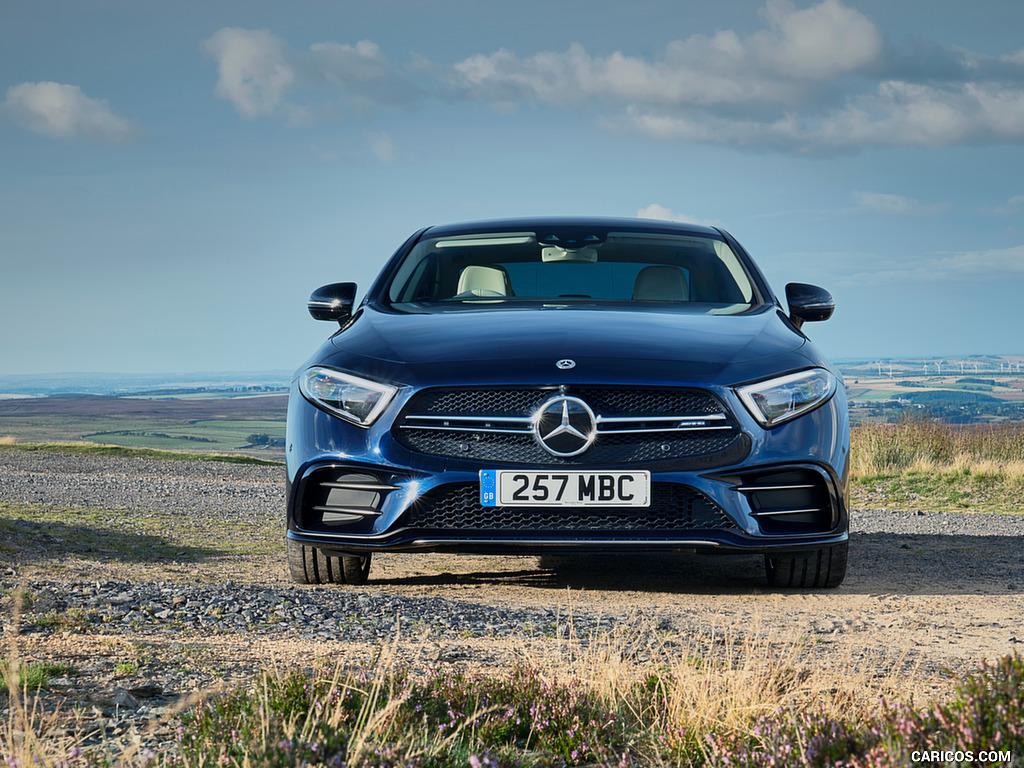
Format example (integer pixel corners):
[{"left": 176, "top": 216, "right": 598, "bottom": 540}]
[{"left": 386, "top": 230, "right": 760, "bottom": 313}]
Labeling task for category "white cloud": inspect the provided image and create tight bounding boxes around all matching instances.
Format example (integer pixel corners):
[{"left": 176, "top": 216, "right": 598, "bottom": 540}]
[
  {"left": 445, "top": 0, "right": 1024, "bottom": 154},
  {"left": 201, "top": 2, "right": 1024, "bottom": 154},
  {"left": 636, "top": 204, "right": 718, "bottom": 227},
  {"left": 991, "top": 195, "right": 1024, "bottom": 216},
  {"left": 754, "top": 0, "right": 883, "bottom": 79},
  {"left": 369, "top": 131, "right": 395, "bottom": 163},
  {"left": 203, "top": 28, "right": 296, "bottom": 118},
  {"left": 203, "top": 28, "right": 415, "bottom": 121},
  {"left": 800, "top": 244, "right": 1024, "bottom": 286},
  {"left": 853, "top": 191, "right": 950, "bottom": 217},
  {"left": 451, "top": 0, "right": 881, "bottom": 111},
  {"left": 932, "top": 244, "right": 1024, "bottom": 278},
  {"left": 2, "top": 82, "right": 138, "bottom": 142}
]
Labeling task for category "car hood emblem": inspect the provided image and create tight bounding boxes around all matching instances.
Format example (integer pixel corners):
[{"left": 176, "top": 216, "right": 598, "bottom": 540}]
[
  {"left": 556, "top": 359, "right": 576, "bottom": 370},
  {"left": 532, "top": 395, "right": 596, "bottom": 457}
]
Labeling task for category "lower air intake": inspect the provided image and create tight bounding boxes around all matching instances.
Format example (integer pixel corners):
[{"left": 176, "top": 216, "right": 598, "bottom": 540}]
[{"left": 404, "top": 483, "right": 738, "bottom": 534}]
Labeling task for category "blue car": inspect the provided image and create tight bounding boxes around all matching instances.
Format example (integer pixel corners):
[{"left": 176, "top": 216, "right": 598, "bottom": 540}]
[{"left": 286, "top": 217, "right": 849, "bottom": 588}]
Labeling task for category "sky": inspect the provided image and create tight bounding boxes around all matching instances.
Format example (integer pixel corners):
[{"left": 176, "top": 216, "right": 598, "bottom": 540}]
[{"left": 2, "top": 0, "right": 1023, "bottom": 376}]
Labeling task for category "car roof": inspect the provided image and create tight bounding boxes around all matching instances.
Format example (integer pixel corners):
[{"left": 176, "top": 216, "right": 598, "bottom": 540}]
[{"left": 421, "top": 216, "right": 723, "bottom": 239}]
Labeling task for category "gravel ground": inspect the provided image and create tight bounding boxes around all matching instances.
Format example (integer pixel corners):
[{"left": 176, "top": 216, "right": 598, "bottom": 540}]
[{"left": 2, "top": 448, "right": 1024, "bottom": 757}]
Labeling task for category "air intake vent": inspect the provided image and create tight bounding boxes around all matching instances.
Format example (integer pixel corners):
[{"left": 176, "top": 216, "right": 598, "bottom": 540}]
[
  {"left": 296, "top": 468, "right": 398, "bottom": 533},
  {"left": 734, "top": 468, "right": 835, "bottom": 535},
  {"left": 403, "top": 483, "right": 739, "bottom": 534}
]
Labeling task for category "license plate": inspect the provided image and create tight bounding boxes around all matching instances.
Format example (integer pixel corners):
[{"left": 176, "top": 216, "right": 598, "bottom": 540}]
[{"left": 479, "top": 470, "right": 650, "bottom": 507}]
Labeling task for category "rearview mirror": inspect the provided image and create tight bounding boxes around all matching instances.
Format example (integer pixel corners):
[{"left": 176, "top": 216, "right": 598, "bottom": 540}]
[
  {"left": 785, "top": 283, "right": 834, "bottom": 329},
  {"left": 308, "top": 283, "right": 357, "bottom": 323}
]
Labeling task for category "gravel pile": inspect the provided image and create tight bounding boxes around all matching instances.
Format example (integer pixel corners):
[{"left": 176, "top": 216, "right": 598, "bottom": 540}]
[
  {"left": 0, "top": 450, "right": 284, "bottom": 520},
  {"left": 5, "top": 578, "right": 599, "bottom": 642}
]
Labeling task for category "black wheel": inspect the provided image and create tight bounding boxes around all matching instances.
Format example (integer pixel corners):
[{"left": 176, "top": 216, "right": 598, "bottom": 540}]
[
  {"left": 287, "top": 537, "right": 372, "bottom": 585},
  {"left": 765, "top": 541, "right": 847, "bottom": 589}
]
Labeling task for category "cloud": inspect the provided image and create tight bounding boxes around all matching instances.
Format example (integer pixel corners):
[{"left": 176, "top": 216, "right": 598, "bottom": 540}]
[
  {"left": 369, "top": 131, "right": 395, "bottom": 163},
  {"left": 853, "top": 191, "right": 950, "bottom": 217},
  {"left": 445, "top": 0, "right": 1024, "bottom": 154},
  {"left": 991, "top": 195, "right": 1024, "bottom": 216},
  {"left": 202, "top": 2, "right": 1024, "bottom": 154},
  {"left": 203, "top": 27, "right": 416, "bottom": 121},
  {"left": 452, "top": 0, "right": 880, "bottom": 110},
  {"left": 203, "top": 28, "right": 295, "bottom": 119},
  {"left": 800, "top": 244, "right": 1024, "bottom": 286},
  {"left": 753, "top": 0, "right": 883, "bottom": 79},
  {"left": 636, "top": 204, "right": 718, "bottom": 227},
  {"left": 2, "top": 82, "right": 139, "bottom": 142}
]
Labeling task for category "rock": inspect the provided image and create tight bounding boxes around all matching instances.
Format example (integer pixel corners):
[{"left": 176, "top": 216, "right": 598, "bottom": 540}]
[{"left": 112, "top": 689, "right": 139, "bottom": 710}]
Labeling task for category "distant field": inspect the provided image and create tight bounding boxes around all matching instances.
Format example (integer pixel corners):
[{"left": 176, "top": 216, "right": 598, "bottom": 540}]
[
  {"left": 848, "top": 388, "right": 897, "bottom": 401},
  {"left": 83, "top": 418, "right": 286, "bottom": 453},
  {"left": 845, "top": 373, "right": 1024, "bottom": 404},
  {"left": 0, "top": 394, "right": 287, "bottom": 458}
]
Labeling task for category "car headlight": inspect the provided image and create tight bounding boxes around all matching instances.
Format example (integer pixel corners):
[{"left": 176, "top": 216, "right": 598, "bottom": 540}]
[
  {"left": 735, "top": 368, "right": 837, "bottom": 428},
  {"left": 299, "top": 367, "right": 398, "bottom": 427}
]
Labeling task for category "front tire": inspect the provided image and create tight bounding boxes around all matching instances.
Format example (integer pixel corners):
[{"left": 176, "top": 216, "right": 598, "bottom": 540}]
[
  {"left": 765, "top": 541, "right": 847, "bottom": 589},
  {"left": 287, "top": 537, "right": 372, "bottom": 585}
]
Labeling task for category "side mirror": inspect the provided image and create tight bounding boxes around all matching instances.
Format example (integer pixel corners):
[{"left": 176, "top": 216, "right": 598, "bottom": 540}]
[
  {"left": 308, "top": 283, "right": 357, "bottom": 324},
  {"left": 785, "top": 283, "right": 834, "bottom": 329}
]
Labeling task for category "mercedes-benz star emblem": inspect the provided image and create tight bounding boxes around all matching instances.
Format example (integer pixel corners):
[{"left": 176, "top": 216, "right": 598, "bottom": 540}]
[
  {"left": 532, "top": 395, "right": 596, "bottom": 457},
  {"left": 556, "top": 359, "right": 576, "bottom": 370}
]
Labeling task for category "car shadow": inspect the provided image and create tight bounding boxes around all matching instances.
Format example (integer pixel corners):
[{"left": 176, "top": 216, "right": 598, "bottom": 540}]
[
  {"left": 371, "top": 530, "right": 1024, "bottom": 596},
  {"left": 0, "top": 515, "right": 225, "bottom": 564}
]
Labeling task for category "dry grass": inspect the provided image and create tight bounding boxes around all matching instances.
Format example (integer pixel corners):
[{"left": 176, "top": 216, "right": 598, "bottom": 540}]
[
  {"left": 0, "top": 611, "right": 917, "bottom": 767},
  {"left": 850, "top": 418, "right": 1024, "bottom": 511},
  {"left": 0, "top": 436, "right": 15, "bottom": 446},
  {"left": 850, "top": 418, "right": 1024, "bottom": 478}
]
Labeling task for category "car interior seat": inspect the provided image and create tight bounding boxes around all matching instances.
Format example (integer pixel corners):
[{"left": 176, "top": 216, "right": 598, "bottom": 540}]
[
  {"left": 632, "top": 265, "right": 689, "bottom": 301},
  {"left": 456, "top": 265, "right": 513, "bottom": 297}
]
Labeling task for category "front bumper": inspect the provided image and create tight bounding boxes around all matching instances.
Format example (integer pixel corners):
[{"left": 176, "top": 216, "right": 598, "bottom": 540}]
[{"left": 285, "top": 379, "right": 850, "bottom": 558}]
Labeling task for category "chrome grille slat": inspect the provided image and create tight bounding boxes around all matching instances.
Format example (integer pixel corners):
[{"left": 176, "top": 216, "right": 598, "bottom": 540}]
[
  {"left": 312, "top": 505, "right": 382, "bottom": 517},
  {"left": 737, "top": 484, "right": 817, "bottom": 492},
  {"left": 401, "top": 425, "right": 534, "bottom": 435},
  {"left": 319, "top": 481, "right": 399, "bottom": 491},
  {"left": 750, "top": 507, "right": 826, "bottom": 517},
  {"left": 597, "top": 425, "right": 734, "bottom": 435}
]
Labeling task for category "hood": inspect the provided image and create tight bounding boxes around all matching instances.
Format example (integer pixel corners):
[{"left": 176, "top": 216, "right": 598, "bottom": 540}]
[{"left": 322, "top": 305, "right": 809, "bottom": 387}]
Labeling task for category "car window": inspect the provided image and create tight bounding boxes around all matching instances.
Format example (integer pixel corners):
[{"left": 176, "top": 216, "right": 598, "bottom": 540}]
[{"left": 387, "top": 230, "right": 758, "bottom": 311}]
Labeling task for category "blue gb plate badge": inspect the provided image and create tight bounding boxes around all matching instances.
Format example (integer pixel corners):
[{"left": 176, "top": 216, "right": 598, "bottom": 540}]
[{"left": 480, "top": 469, "right": 497, "bottom": 507}]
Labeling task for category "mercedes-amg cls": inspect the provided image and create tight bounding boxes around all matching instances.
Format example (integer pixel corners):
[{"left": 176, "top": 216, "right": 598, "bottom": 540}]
[{"left": 286, "top": 217, "right": 849, "bottom": 588}]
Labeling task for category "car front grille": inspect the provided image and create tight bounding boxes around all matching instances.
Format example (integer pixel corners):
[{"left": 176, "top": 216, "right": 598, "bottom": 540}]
[
  {"left": 393, "top": 386, "right": 743, "bottom": 466},
  {"left": 403, "top": 483, "right": 739, "bottom": 533}
]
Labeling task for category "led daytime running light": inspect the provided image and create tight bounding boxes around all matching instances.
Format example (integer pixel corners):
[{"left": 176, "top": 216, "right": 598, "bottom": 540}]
[
  {"left": 299, "top": 367, "right": 397, "bottom": 427},
  {"left": 736, "top": 369, "right": 837, "bottom": 428}
]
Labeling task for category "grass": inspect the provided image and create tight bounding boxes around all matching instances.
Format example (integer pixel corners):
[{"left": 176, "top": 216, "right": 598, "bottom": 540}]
[
  {"left": 850, "top": 416, "right": 1024, "bottom": 512},
  {"left": 0, "top": 501, "right": 273, "bottom": 573},
  {"left": 82, "top": 418, "right": 285, "bottom": 453},
  {"left": 0, "top": 660, "right": 76, "bottom": 692},
  {"left": 4, "top": 625, "right": 1022, "bottom": 767},
  {"left": 0, "top": 441, "right": 282, "bottom": 466}
]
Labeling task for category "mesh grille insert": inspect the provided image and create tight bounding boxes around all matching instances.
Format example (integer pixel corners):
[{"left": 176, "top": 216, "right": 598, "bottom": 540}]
[{"left": 404, "top": 483, "right": 739, "bottom": 533}]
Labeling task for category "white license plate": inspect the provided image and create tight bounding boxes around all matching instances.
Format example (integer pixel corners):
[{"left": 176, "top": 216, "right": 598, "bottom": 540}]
[{"left": 479, "top": 470, "right": 650, "bottom": 507}]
